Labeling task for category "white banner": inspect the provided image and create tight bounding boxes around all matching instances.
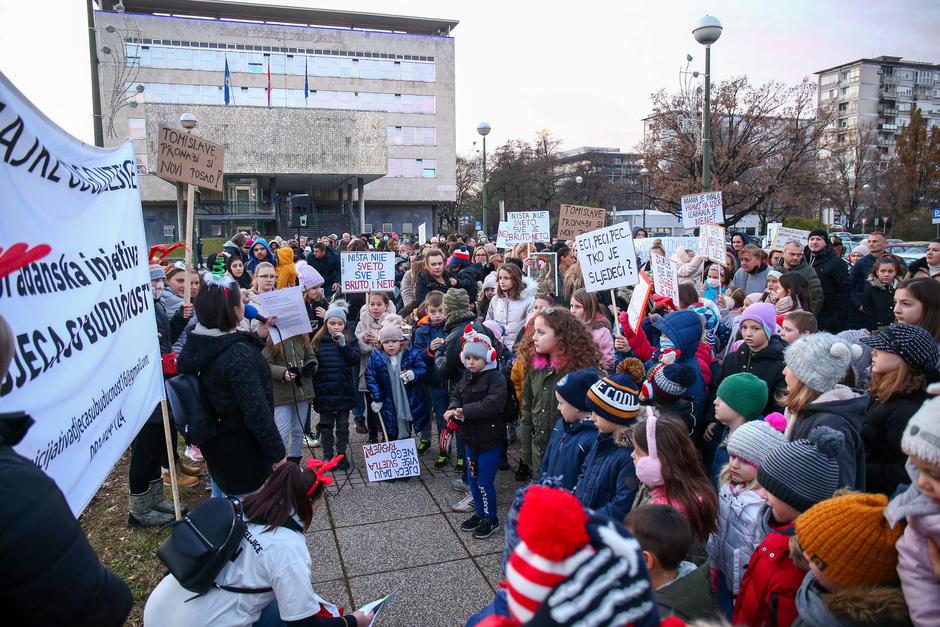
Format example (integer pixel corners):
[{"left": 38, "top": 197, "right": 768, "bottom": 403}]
[
  {"left": 340, "top": 251, "right": 395, "bottom": 293},
  {"left": 506, "top": 211, "right": 550, "bottom": 244},
  {"left": 681, "top": 191, "right": 724, "bottom": 229},
  {"left": 0, "top": 72, "right": 163, "bottom": 515},
  {"left": 575, "top": 223, "right": 640, "bottom": 292},
  {"left": 650, "top": 254, "right": 681, "bottom": 305},
  {"left": 633, "top": 237, "right": 698, "bottom": 262}
]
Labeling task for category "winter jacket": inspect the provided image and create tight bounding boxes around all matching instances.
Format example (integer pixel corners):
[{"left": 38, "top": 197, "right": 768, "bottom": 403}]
[
  {"left": 364, "top": 347, "right": 429, "bottom": 438},
  {"left": 906, "top": 257, "right": 940, "bottom": 283},
  {"left": 539, "top": 418, "right": 599, "bottom": 490},
  {"left": 403, "top": 270, "right": 475, "bottom": 317},
  {"left": 311, "top": 335, "right": 360, "bottom": 413},
  {"left": 656, "top": 561, "right": 718, "bottom": 622},
  {"left": 176, "top": 326, "right": 285, "bottom": 495},
  {"left": 863, "top": 390, "right": 929, "bottom": 497},
  {"left": 160, "top": 287, "right": 184, "bottom": 318},
  {"left": 731, "top": 262, "right": 771, "bottom": 296},
  {"left": 574, "top": 431, "right": 639, "bottom": 521},
  {"left": 677, "top": 255, "right": 707, "bottom": 289},
  {"left": 262, "top": 335, "right": 317, "bottom": 406},
  {"left": 0, "top": 412, "right": 133, "bottom": 627},
  {"left": 520, "top": 356, "right": 569, "bottom": 469},
  {"left": 861, "top": 276, "right": 897, "bottom": 330},
  {"left": 245, "top": 237, "right": 275, "bottom": 274},
  {"left": 434, "top": 315, "right": 492, "bottom": 390},
  {"left": 788, "top": 385, "right": 869, "bottom": 491},
  {"left": 354, "top": 306, "right": 396, "bottom": 391},
  {"left": 774, "top": 258, "right": 824, "bottom": 314},
  {"left": 707, "top": 484, "right": 768, "bottom": 595},
  {"left": 400, "top": 270, "right": 416, "bottom": 307},
  {"left": 305, "top": 246, "right": 341, "bottom": 297},
  {"left": 719, "top": 335, "right": 788, "bottom": 416},
  {"left": 733, "top": 509, "right": 802, "bottom": 627},
  {"left": 646, "top": 311, "right": 711, "bottom": 425},
  {"left": 457, "top": 261, "right": 488, "bottom": 305},
  {"left": 485, "top": 278, "right": 537, "bottom": 351},
  {"left": 449, "top": 367, "right": 507, "bottom": 455},
  {"left": 587, "top": 317, "right": 616, "bottom": 372},
  {"left": 804, "top": 243, "right": 850, "bottom": 332},
  {"left": 850, "top": 253, "right": 880, "bottom": 308},
  {"left": 792, "top": 572, "right": 912, "bottom": 627},
  {"left": 411, "top": 315, "right": 447, "bottom": 386}
]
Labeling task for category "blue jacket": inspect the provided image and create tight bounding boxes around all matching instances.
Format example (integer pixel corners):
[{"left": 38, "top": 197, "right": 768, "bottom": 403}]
[
  {"left": 575, "top": 432, "right": 639, "bottom": 521},
  {"left": 365, "top": 347, "right": 429, "bottom": 438},
  {"left": 246, "top": 237, "right": 275, "bottom": 274},
  {"left": 646, "top": 310, "right": 708, "bottom": 426},
  {"left": 540, "top": 418, "right": 598, "bottom": 490},
  {"left": 411, "top": 316, "right": 447, "bottom": 386},
  {"left": 311, "top": 335, "right": 360, "bottom": 414}
]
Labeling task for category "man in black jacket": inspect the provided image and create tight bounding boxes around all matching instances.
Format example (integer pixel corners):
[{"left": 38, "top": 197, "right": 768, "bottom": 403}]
[
  {"left": 307, "top": 242, "right": 341, "bottom": 300},
  {"left": 804, "top": 229, "right": 850, "bottom": 332}
]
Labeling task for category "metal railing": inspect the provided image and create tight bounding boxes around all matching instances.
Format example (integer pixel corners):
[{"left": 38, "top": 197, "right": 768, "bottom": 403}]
[{"left": 196, "top": 201, "right": 276, "bottom": 215}]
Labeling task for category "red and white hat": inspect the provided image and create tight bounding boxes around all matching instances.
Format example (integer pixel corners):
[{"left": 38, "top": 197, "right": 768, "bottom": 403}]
[
  {"left": 453, "top": 248, "right": 471, "bottom": 262},
  {"left": 460, "top": 330, "right": 497, "bottom": 365}
]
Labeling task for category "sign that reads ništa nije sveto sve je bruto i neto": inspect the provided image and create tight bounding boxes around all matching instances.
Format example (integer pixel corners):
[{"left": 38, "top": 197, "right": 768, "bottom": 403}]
[{"left": 340, "top": 251, "right": 396, "bottom": 293}]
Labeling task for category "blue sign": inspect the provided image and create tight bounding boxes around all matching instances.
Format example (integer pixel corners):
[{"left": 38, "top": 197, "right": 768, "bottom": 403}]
[
  {"left": 475, "top": 220, "right": 482, "bottom": 230},
  {"left": 933, "top": 208, "right": 940, "bottom": 224}
]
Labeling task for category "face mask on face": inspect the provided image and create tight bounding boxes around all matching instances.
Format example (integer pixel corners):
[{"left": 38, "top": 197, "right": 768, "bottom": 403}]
[{"left": 706, "top": 277, "right": 721, "bottom": 288}]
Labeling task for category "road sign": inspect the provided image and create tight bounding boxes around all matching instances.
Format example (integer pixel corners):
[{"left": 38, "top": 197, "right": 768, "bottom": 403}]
[{"left": 933, "top": 208, "right": 940, "bottom": 225}]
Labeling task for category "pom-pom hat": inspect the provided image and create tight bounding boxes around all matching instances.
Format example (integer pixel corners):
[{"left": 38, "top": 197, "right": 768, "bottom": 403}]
[
  {"left": 377, "top": 315, "right": 404, "bottom": 343},
  {"left": 324, "top": 300, "right": 348, "bottom": 324},
  {"left": 587, "top": 372, "right": 642, "bottom": 426},
  {"left": 726, "top": 415, "right": 786, "bottom": 468},
  {"left": 784, "top": 332, "right": 862, "bottom": 393},
  {"left": 901, "top": 393, "right": 940, "bottom": 467}
]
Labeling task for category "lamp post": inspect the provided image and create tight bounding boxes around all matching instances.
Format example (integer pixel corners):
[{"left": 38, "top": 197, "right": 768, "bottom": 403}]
[
  {"left": 693, "top": 15, "right": 722, "bottom": 192},
  {"left": 639, "top": 167, "right": 650, "bottom": 229},
  {"left": 477, "top": 122, "right": 491, "bottom": 234}
]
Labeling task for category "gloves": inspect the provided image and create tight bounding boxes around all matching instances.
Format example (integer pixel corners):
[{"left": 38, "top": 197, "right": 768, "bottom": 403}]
[
  {"left": 334, "top": 334, "right": 346, "bottom": 346},
  {"left": 370, "top": 402, "right": 383, "bottom": 413},
  {"left": 400, "top": 370, "right": 415, "bottom": 384}
]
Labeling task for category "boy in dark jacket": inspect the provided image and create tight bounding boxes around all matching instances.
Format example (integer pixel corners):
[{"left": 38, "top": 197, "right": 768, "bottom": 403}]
[
  {"left": 540, "top": 369, "right": 600, "bottom": 490},
  {"left": 411, "top": 291, "right": 449, "bottom": 457}
]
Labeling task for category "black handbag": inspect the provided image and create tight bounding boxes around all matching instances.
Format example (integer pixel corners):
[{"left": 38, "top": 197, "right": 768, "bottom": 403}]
[{"left": 165, "top": 372, "right": 219, "bottom": 446}]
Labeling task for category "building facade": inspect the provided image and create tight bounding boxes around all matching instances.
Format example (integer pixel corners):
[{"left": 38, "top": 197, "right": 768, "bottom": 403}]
[
  {"left": 555, "top": 146, "right": 647, "bottom": 212},
  {"left": 95, "top": 0, "right": 457, "bottom": 244}
]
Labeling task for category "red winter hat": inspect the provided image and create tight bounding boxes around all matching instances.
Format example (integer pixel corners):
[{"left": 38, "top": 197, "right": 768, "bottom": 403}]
[{"left": 453, "top": 248, "right": 471, "bottom": 262}]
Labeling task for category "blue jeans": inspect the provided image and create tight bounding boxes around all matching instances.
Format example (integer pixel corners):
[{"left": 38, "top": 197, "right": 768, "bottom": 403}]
[
  {"left": 209, "top": 476, "right": 255, "bottom": 500},
  {"left": 467, "top": 445, "right": 499, "bottom": 520},
  {"left": 422, "top": 384, "right": 450, "bottom": 443}
]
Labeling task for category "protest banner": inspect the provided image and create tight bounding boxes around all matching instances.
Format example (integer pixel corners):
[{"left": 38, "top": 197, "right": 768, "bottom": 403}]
[
  {"left": 341, "top": 251, "right": 396, "bottom": 293},
  {"left": 651, "top": 254, "right": 681, "bottom": 306},
  {"left": 626, "top": 273, "right": 653, "bottom": 334},
  {"left": 506, "top": 211, "right": 550, "bottom": 244},
  {"left": 681, "top": 191, "right": 724, "bottom": 229},
  {"left": 254, "top": 286, "right": 311, "bottom": 341},
  {"left": 418, "top": 222, "right": 427, "bottom": 245},
  {"left": 698, "top": 224, "right": 727, "bottom": 264},
  {"left": 529, "top": 252, "right": 560, "bottom": 296},
  {"left": 575, "top": 223, "right": 640, "bottom": 292},
  {"left": 0, "top": 72, "right": 164, "bottom": 515},
  {"left": 633, "top": 237, "right": 698, "bottom": 262},
  {"left": 557, "top": 204, "right": 606, "bottom": 240},
  {"left": 155, "top": 124, "right": 225, "bottom": 192},
  {"left": 363, "top": 439, "right": 421, "bottom": 482},
  {"left": 495, "top": 221, "right": 510, "bottom": 249},
  {"left": 771, "top": 226, "right": 811, "bottom": 251}
]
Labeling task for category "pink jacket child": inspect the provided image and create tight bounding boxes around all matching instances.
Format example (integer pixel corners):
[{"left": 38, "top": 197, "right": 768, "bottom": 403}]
[
  {"left": 588, "top": 314, "right": 615, "bottom": 372},
  {"left": 885, "top": 392, "right": 940, "bottom": 627}
]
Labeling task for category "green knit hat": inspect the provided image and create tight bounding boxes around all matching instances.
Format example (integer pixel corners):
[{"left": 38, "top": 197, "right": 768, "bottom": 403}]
[
  {"left": 716, "top": 372, "right": 768, "bottom": 421},
  {"left": 442, "top": 288, "right": 469, "bottom": 314}
]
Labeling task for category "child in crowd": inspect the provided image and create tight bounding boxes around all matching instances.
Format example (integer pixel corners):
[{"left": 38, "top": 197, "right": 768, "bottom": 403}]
[
  {"left": 310, "top": 302, "right": 360, "bottom": 471},
  {"left": 574, "top": 365, "right": 644, "bottom": 521},
  {"left": 355, "top": 291, "right": 395, "bottom": 443},
  {"left": 478, "top": 272, "right": 497, "bottom": 319},
  {"left": 626, "top": 504, "right": 717, "bottom": 622},
  {"left": 733, "top": 426, "right": 844, "bottom": 627},
  {"left": 630, "top": 410, "right": 718, "bottom": 547},
  {"left": 707, "top": 416, "right": 787, "bottom": 617},
  {"left": 539, "top": 369, "right": 600, "bottom": 490},
  {"left": 702, "top": 263, "right": 724, "bottom": 303},
  {"left": 262, "top": 325, "right": 317, "bottom": 465},
  {"left": 447, "top": 331, "right": 508, "bottom": 540},
  {"left": 485, "top": 263, "right": 536, "bottom": 351},
  {"left": 707, "top": 372, "right": 769, "bottom": 486},
  {"left": 863, "top": 255, "right": 904, "bottom": 330},
  {"left": 894, "top": 278, "right": 940, "bottom": 357},
  {"left": 274, "top": 246, "right": 297, "bottom": 288},
  {"left": 780, "top": 310, "right": 817, "bottom": 345},
  {"left": 411, "top": 291, "right": 449, "bottom": 456},
  {"left": 364, "top": 317, "right": 428, "bottom": 443},
  {"left": 774, "top": 272, "right": 810, "bottom": 315},
  {"left": 298, "top": 263, "right": 328, "bottom": 335},
  {"left": 569, "top": 288, "right": 615, "bottom": 371},
  {"left": 763, "top": 269, "right": 782, "bottom": 305},
  {"left": 719, "top": 302, "right": 787, "bottom": 415}
]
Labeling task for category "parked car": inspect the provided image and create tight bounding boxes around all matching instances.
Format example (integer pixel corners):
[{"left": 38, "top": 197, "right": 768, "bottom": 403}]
[
  {"left": 892, "top": 242, "right": 929, "bottom": 266},
  {"left": 887, "top": 238, "right": 905, "bottom": 244},
  {"left": 831, "top": 231, "right": 854, "bottom": 240}
]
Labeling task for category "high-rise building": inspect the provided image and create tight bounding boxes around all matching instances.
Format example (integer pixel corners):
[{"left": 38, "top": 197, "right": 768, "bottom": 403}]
[
  {"left": 94, "top": 0, "right": 457, "bottom": 244},
  {"left": 555, "top": 147, "right": 646, "bottom": 211}
]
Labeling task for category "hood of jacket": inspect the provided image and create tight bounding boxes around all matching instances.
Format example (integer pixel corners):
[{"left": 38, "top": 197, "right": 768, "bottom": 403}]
[
  {"left": 866, "top": 274, "right": 897, "bottom": 290},
  {"left": 654, "top": 310, "right": 704, "bottom": 359},
  {"left": 521, "top": 275, "right": 539, "bottom": 300},
  {"left": 176, "top": 326, "right": 259, "bottom": 373},
  {"left": 796, "top": 572, "right": 910, "bottom": 627},
  {"left": 803, "top": 385, "right": 868, "bottom": 430},
  {"left": 249, "top": 237, "right": 274, "bottom": 263}
]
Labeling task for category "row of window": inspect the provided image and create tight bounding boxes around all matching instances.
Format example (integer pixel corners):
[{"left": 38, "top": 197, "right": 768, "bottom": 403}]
[
  {"left": 387, "top": 126, "right": 436, "bottom": 146},
  {"left": 126, "top": 44, "right": 435, "bottom": 82},
  {"left": 126, "top": 82, "right": 436, "bottom": 114},
  {"left": 132, "top": 152, "right": 436, "bottom": 178},
  {"left": 125, "top": 37, "right": 434, "bottom": 61}
]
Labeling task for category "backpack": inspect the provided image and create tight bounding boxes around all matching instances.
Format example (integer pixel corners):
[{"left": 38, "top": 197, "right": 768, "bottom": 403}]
[
  {"left": 165, "top": 373, "right": 220, "bottom": 446},
  {"left": 502, "top": 371, "right": 520, "bottom": 424}
]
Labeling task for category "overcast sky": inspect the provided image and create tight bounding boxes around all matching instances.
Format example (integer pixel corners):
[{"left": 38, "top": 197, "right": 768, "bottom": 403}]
[{"left": 1, "top": 0, "right": 938, "bottom": 156}]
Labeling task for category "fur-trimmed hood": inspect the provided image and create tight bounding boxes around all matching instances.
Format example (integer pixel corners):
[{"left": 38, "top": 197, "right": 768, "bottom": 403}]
[
  {"left": 866, "top": 274, "right": 898, "bottom": 291},
  {"left": 795, "top": 572, "right": 911, "bottom": 627}
]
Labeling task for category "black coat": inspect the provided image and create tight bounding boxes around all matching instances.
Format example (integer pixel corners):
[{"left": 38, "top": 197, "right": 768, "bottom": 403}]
[
  {"left": 404, "top": 270, "right": 476, "bottom": 317},
  {"left": 718, "top": 335, "right": 787, "bottom": 415},
  {"left": 861, "top": 278, "right": 897, "bottom": 331},
  {"left": 791, "top": 389, "right": 869, "bottom": 491},
  {"left": 805, "top": 244, "right": 850, "bottom": 332},
  {"left": 0, "top": 412, "right": 132, "bottom": 626},
  {"left": 450, "top": 368, "right": 508, "bottom": 455},
  {"left": 176, "top": 330, "right": 285, "bottom": 495},
  {"left": 306, "top": 247, "right": 341, "bottom": 297},
  {"left": 863, "top": 390, "right": 929, "bottom": 496},
  {"left": 435, "top": 315, "right": 495, "bottom": 390},
  {"left": 312, "top": 336, "right": 361, "bottom": 413}
]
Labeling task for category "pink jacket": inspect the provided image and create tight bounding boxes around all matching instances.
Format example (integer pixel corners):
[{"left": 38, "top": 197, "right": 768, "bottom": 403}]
[
  {"left": 896, "top": 512, "right": 940, "bottom": 627},
  {"left": 589, "top": 320, "right": 615, "bottom": 372}
]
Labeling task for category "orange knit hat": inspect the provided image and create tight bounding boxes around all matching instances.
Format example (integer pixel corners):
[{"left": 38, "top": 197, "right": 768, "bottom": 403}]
[{"left": 795, "top": 492, "right": 903, "bottom": 589}]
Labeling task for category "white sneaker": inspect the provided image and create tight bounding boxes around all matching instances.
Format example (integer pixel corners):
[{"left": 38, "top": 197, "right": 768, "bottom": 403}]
[
  {"left": 304, "top": 435, "right": 321, "bottom": 448},
  {"left": 184, "top": 445, "right": 204, "bottom": 463},
  {"left": 451, "top": 478, "right": 470, "bottom": 493},
  {"left": 451, "top": 494, "right": 475, "bottom": 513}
]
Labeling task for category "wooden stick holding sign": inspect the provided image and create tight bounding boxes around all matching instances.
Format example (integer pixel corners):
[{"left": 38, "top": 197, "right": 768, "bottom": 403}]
[
  {"left": 160, "top": 400, "right": 182, "bottom": 520},
  {"left": 610, "top": 289, "right": 621, "bottom": 336},
  {"left": 182, "top": 183, "right": 196, "bottom": 306}
]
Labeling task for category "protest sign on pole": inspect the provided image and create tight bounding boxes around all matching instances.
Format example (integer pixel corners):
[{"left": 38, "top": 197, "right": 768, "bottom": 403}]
[
  {"left": 495, "top": 221, "right": 510, "bottom": 249},
  {"left": 506, "top": 211, "right": 550, "bottom": 244},
  {"left": 155, "top": 124, "right": 225, "bottom": 193},
  {"left": 680, "top": 191, "right": 724, "bottom": 229},
  {"left": 557, "top": 204, "right": 606, "bottom": 240},
  {"left": 529, "top": 252, "right": 560, "bottom": 297},
  {"left": 418, "top": 223, "right": 427, "bottom": 245},
  {"left": 0, "top": 72, "right": 164, "bottom": 515},
  {"left": 650, "top": 254, "right": 681, "bottom": 306},
  {"left": 341, "top": 251, "right": 396, "bottom": 293},
  {"left": 698, "top": 224, "right": 727, "bottom": 264},
  {"left": 575, "top": 223, "right": 640, "bottom": 292},
  {"left": 626, "top": 273, "right": 653, "bottom": 334},
  {"left": 771, "top": 227, "right": 811, "bottom": 251},
  {"left": 363, "top": 439, "right": 421, "bottom": 482}
]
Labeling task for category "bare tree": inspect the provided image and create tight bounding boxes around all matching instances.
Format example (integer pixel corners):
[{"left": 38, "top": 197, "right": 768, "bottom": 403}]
[
  {"left": 439, "top": 156, "right": 478, "bottom": 232},
  {"left": 818, "top": 125, "right": 881, "bottom": 230}
]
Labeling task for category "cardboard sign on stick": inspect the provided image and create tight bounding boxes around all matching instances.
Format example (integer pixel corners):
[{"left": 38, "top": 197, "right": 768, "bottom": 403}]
[
  {"left": 650, "top": 254, "right": 681, "bottom": 306},
  {"left": 495, "top": 221, "right": 510, "bottom": 249},
  {"left": 575, "top": 223, "right": 640, "bottom": 292},
  {"left": 341, "top": 251, "right": 396, "bottom": 293},
  {"left": 681, "top": 191, "right": 723, "bottom": 229},
  {"left": 557, "top": 204, "right": 606, "bottom": 240},
  {"left": 698, "top": 224, "right": 727, "bottom": 264},
  {"left": 626, "top": 273, "right": 654, "bottom": 334},
  {"left": 155, "top": 125, "right": 225, "bottom": 192},
  {"left": 771, "top": 227, "right": 810, "bottom": 251}
]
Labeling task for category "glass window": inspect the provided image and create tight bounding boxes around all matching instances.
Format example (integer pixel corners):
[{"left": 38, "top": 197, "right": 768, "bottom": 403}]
[
  {"left": 422, "top": 168, "right": 436, "bottom": 178},
  {"left": 269, "top": 53, "right": 286, "bottom": 74},
  {"left": 127, "top": 118, "right": 146, "bottom": 139},
  {"left": 172, "top": 48, "right": 192, "bottom": 70},
  {"left": 422, "top": 127, "right": 436, "bottom": 145}
]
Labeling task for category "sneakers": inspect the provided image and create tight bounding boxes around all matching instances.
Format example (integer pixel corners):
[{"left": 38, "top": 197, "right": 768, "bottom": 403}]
[
  {"left": 473, "top": 518, "right": 500, "bottom": 540},
  {"left": 184, "top": 444, "right": 204, "bottom": 463},
  {"left": 454, "top": 458, "right": 465, "bottom": 473},
  {"left": 434, "top": 455, "right": 450, "bottom": 469},
  {"left": 162, "top": 465, "right": 199, "bottom": 488},
  {"left": 417, "top": 439, "right": 431, "bottom": 455},
  {"left": 451, "top": 494, "right": 475, "bottom": 513},
  {"left": 304, "top": 434, "right": 321, "bottom": 448},
  {"left": 460, "top": 514, "right": 483, "bottom": 532},
  {"left": 452, "top": 478, "right": 470, "bottom": 493}
]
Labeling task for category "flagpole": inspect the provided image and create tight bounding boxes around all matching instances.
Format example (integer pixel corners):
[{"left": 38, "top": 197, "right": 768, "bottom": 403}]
[
  {"left": 304, "top": 57, "right": 309, "bottom": 105},
  {"left": 267, "top": 57, "right": 271, "bottom": 109}
]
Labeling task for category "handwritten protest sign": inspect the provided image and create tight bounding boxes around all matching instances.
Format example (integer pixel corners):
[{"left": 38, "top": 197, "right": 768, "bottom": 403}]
[
  {"left": 155, "top": 125, "right": 225, "bottom": 192},
  {"left": 633, "top": 237, "right": 697, "bottom": 262},
  {"left": 681, "top": 191, "right": 723, "bottom": 229},
  {"left": 651, "top": 254, "right": 681, "bottom": 305},
  {"left": 363, "top": 439, "right": 420, "bottom": 482},
  {"left": 495, "top": 221, "right": 510, "bottom": 249},
  {"left": 418, "top": 223, "right": 427, "bottom": 245},
  {"left": 698, "top": 224, "right": 727, "bottom": 264},
  {"left": 506, "top": 211, "right": 550, "bottom": 244},
  {"left": 575, "top": 223, "right": 640, "bottom": 292},
  {"left": 557, "top": 204, "right": 606, "bottom": 240},
  {"left": 771, "top": 227, "right": 810, "bottom": 251},
  {"left": 341, "top": 251, "right": 395, "bottom": 293},
  {"left": 626, "top": 273, "right": 653, "bottom": 334}
]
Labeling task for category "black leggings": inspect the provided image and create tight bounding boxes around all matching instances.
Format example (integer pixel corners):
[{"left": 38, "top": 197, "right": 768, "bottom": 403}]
[
  {"left": 365, "top": 391, "right": 382, "bottom": 440},
  {"left": 129, "top": 421, "right": 166, "bottom": 494}
]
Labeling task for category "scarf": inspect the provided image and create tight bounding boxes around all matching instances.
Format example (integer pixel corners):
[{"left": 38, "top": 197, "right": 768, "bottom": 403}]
[{"left": 386, "top": 352, "right": 412, "bottom": 434}]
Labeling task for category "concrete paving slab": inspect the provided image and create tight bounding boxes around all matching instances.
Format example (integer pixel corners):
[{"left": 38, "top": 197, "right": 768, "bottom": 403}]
[
  {"left": 305, "top": 529, "right": 344, "bottom": 583},
  {"left": 446, "top": 511, "right": 510, "bottom": 557},
  {"left": 329, "top": 478, "right": 441, "bottom": 528},
  {"left": 311, "top": 578, "right": 353, "bottom": 614},
  {"left": 474, "top": 552, "right": 505, "bottom": 590}
]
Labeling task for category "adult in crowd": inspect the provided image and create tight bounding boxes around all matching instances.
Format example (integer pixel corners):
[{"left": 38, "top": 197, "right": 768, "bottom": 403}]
[
  {"left": 401, "top": 247, "right": 473, "bottom": 317},
  {"left": 555, "top": 243, "right": 578, "bottom": 279},
  {"left": 246, "top": 237, "right": 275, "bottom": 275},
  {"left": 0, "top": 315, "right": 133, "bottom": 626},
  {"left": 338, "top": 232, "right": 352, "bottom": 251},
  {"left": 728, "top": 244, "right": 770, "bottom": 297},
  {"left": 729, "top": 232, "right": 748, "bottom": 269},
  {"left": 633, "top": 227, "right": 649, "bottom": 239},
  {"left": 774, "top": 240, "right": 823, "bottom": 314},
  {"left": 804, "top": 229, "right": 850, "bottom": 332},
  {"left": 829, "top": 235, "right": 845, "bottom": 259},
  {"left": 850, "top": 232, "right": 888, "bottom": 327},
  {"left": 905, "top": 238, "right": 940, "bottom": 282},
  {"left": 306, "top": 242, "right": 341, "bottom": 300},
  {"left": 221, "top": 231, "right": 248, "bottom": 262}
]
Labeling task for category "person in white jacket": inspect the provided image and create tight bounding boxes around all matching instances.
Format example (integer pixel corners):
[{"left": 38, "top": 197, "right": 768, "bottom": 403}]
[{"left": 485, "top": 264, "right": 535, "bottom": 351}]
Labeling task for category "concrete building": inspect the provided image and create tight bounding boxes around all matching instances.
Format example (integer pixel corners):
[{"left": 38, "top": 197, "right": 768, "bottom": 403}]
[
  {"left": 555, "top": 146, "right": 647, "bottom": 211},
  {"left": 94, "top": 0, "right": 457, "bottom": 244}
]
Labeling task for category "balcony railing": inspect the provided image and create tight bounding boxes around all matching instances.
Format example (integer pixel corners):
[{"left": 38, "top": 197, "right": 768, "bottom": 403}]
[{"left": 196, "top": 201, "right": 276, "bottom": 216}]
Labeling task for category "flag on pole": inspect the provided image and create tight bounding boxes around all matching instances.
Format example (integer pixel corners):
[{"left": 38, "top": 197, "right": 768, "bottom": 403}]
[
  {"left": 266, "top": 57, "right": 272, "bottom": 108},
  {"left": 304, "top": 57, "right": 309, "bottom": 102},
  {"left": 223, "top": 55, "right": 232, "bottom": 105}
]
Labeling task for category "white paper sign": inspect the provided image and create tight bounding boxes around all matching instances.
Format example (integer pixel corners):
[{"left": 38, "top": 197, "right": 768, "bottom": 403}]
[
  {"left": 495, "top": 221, "right": 510, "bottom": 249},
  {"left": 681, "top": 191, "right": 724, "bottom": 229},
  {"left": 770, "top": 227, "right": 811, "bottom": 251},
  {"left": 575, "top": 223, "right": 640, "bottom": 292},
  {"left": 651, "top": 254, "right": 681, "bottom": 305},
  {"left": 0, "top": 72, "right": 164, "bottom": 515},
  {"left": 341, "top": 251, "right": 396, "bottom": 293},
  {"left": 626, "top": 273, "right": 653, "bottom": 334},
  {"left": 418, "top": 223, "right": 427, "bottom": 245},
  {"left": 698, "top": 224, "right": 727, "bottom": 264},
  {"left": 255, "top": 286, "right": 311, "bottom": 342},
  {"left": 506, "top": 211, "right": 550, "bottom": 244},
  {"left": 363, "top": 438, "right": 421, "bottom": 482},
  {"left": 633, "top": 237, "right": 697, "bottom": 262}
]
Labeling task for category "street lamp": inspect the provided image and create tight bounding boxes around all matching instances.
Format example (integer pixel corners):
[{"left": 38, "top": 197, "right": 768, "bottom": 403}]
[
  {"left": 180, "top": 112, "right": 198, "bottom": 130},
  {"left": 477, "top": 122, "right": 491, "bottom": 234},
  {"left": 693, "top": 15, "right": 722, "bottom": 192},
  {"left": 639, "top": 167, "right": 650, "bottom": 229}
]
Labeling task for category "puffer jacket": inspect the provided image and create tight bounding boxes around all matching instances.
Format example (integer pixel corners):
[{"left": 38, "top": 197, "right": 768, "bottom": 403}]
[
  {"left": 311, "top": 334, "right": 360, "bottom": 414},
  {"left": 861, "top": 276, "right": 897, "bottom": 330},
  {"left": 539, "top": 418, "right": 599, "bottom": 490},
  {"left": 485, "top": 277, "right": 537, "bottom": 351},
  {"left": 262, "top": 335, "right": 316, "bottom": 406},
  {"left": 788, "top": 385, "right": 869, "bottom": 491},
  {"left": 774, "top": 258, "right": 824, "bottom": 314},
  {"left": 733, "top": 510, "right": 802, "bottom": 627},
  {"left": 434, "top": 316, "right": 495, "bottom": 391},
  {"left": 793, "top": 572, "right": 911, "bottom": 627},
  {"left": 719, "top": 335, "right": 787, "bottom": 416},
  {"left": 520, "top": 356, "right": 569, "bottom": 469},
  {"left": 354, "top": 305, "right": 396, "bottom": 391},
  {"left": 589, "top": 317, "right": 615, "bottom": 372},
  {"left": 411, "top": 315, "right": 447, "bottom": 386},
  {"left": 364, "top": 347, "right": 429, "bottom": 438},
  {"left": 863, "top": 390, "right": 929, "bottom": 497},
  {"left": 805, "top": 243, "right": 850, "bottom": 332},
  {"left": 707, "top": 484, "right": 768, "bottom": 595},
  {"left": 449, "top": 366, "right": 507, "bottom": 455},
  {"left": 574, "top": 430, "right": 639, "bottom": 521}
]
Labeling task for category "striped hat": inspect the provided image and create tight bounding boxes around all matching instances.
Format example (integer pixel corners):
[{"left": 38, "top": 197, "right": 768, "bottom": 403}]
[
  {"left": 586, "top": 372, "right": 642, "bottom": 426},
  {"left": 726, "top": 414, "right": 787, "bottom": 468},
  {"left": 758, "top": 426, "right": 844, "bottom": 513}
]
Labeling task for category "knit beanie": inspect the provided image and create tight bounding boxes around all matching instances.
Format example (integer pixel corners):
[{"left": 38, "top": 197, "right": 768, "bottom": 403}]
[
  {"left": 726, "top": 414, "right": 787, "bottom": 468},
  {"left": 149, "top": 264, "right": 166, "bottom": 280},
  {"left": 808, "top": 228, "right": 830, "bottom": 244},
  {"left": 641, "top": 362, "right": 696, "bottom": 405},
  {"left": 796, "top": 492, "right": 903, "bottom": 589},
  {"left": 738, "top": 302, "right": 777, "bottom": 340},
  {"left": 860, "top": 323, "right": 940, "bottom": 378},
  {"left": 556, "top": 369, "right": 601, "bottom": 413},
  {"left": 324, "top": 300, "right": 348, "bottom": 324},
  {"left": 784, "top": 332, "right": 862, "bottom": 393},
  {"left": 460, "top": 331, "right": 497, "bottom": 366},
  {"left": 758, "top": 426, "right": 844, "bottom": 513},
  {"left": 297, "top": 263, "right": 325, "bottom": 291},
  {"left": 453, "top": 248, "right": 471, "bottom": 263},
  {"left": 377, "top": 315, "right": 404, "bottom": 343},
  {"left": 716, "top": 373, "right": 768, "bottom": 421},
  {"left": 854, "top": 242, "right": 870, "bottom": 257},
  {"left": 442, "top": 287, "right": 469, "bottom": 314},
  {"left": 482, "top": 271, "right": 498, "bottom": 292},
  {"left": 484, "top": 242, "right": 498, "bottom": 256},
  {"left": 901, "top": 393, "right": 940, "bottom": 466},
  {"left": 767, "top": 268, "right": 783, "bottom": 281},
  {"left": 837, "top": 329, "right": 873, "bottom": 389},
  {"left": 586, "top": 372, "right": 642, "bottom": 425},
  {"left": 164, "top": 264, "right": 185, "bottom": 280}
]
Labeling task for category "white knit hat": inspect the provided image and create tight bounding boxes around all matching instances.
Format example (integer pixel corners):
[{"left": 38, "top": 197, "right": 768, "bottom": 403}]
[
  {"left": 902, "top": 392, "right": 940, "bottom": 467},
  {"left": 784, "top": 332, "right": 862, "bottom": 393}
]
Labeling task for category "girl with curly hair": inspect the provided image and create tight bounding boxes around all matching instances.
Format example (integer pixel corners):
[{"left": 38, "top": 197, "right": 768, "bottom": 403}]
[{"left": 517, "top": 307, "right": 601, "bottom": 479}]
